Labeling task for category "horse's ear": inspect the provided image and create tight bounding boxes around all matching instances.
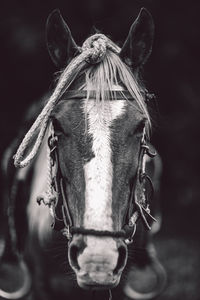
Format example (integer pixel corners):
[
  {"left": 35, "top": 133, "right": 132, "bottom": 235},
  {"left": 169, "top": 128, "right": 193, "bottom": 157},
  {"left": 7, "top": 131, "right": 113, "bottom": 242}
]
[
  {"left": 46, "top": 9, "right": 80, "bottom": 68},
  {"left": 120, "top": 8, "right": 154, "bottom": 69}
]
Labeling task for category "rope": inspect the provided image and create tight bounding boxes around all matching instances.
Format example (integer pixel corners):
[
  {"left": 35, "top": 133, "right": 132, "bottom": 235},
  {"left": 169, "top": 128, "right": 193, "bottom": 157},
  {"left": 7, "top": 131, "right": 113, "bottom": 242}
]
[
  {"left": 14, "top": 34, "right": 120, "bottom": 169},
  {"left": 82, "top": 34, "right": 119, "bottom": 64},
  {"left": 70, "top": 227, "right": 127, "bottom": 238},
  {"left": 109, "top": 289, "right": 112, "bottom": 300},
  {"left": 36, "top": 136, "right": 56, "bottom": 208}
]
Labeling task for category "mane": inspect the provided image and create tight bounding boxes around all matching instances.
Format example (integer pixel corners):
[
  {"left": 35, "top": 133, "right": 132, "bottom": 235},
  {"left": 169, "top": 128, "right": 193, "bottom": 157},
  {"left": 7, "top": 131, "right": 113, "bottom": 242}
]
[{"left": 85, "top": 50, "right": 149, "bottom": 123}]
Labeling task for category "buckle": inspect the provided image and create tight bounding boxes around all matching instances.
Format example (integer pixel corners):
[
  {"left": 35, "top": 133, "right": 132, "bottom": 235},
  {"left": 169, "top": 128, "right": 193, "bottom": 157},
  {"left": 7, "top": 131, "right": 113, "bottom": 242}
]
[{"left": 124, "top": 224, "right": 137, "bottom": 245}]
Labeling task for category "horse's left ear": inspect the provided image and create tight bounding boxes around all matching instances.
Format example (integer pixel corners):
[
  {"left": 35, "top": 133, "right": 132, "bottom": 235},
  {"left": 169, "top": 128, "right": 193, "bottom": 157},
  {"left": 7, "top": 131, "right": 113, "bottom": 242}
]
[
  {"left": 120, "top": 8, "right": 155, "bottom": 69},
  {"left": 46, "top": 9, "right": 80, "bottom": 68}
]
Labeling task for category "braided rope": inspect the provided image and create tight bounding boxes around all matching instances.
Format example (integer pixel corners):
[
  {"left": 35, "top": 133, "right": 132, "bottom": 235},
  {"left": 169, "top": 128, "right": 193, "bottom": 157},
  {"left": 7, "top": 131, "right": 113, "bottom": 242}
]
[
  {"left": 82, "top": 34, "right": 119, "bottom": 64},
  {"left": 46, "top": 144, "right": 53, "bottom": 200},
  {"left": 14, "top": 34, "right": 120, "bottom": 168},
  {"left": 36, "top": 125, "right": 59, "bottom": 208}
]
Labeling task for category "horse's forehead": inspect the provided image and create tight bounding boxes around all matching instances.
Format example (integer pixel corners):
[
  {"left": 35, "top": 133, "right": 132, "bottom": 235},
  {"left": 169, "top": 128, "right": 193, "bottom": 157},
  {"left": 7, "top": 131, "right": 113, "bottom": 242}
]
[
  {"left": 54, "top": 99, "right": 144, "bottom": 133},
  {"left": 53, "top": 100, "right": 84, "bottom": 125}
]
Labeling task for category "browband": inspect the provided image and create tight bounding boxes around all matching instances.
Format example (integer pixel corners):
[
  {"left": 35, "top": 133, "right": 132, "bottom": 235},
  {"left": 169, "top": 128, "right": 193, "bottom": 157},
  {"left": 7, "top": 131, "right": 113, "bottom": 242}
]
[
  {"left": 61, "top": 90, "right": 156, "bottom": 107},
  {"left": 62, "top": 90, "right": 135, "bottom": 100}
]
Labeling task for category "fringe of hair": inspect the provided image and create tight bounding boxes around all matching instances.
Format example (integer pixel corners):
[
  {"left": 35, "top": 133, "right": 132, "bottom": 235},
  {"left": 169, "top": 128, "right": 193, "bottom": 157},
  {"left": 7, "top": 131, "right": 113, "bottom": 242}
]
[{"left": 58, "top": 48, "right": 150, "bottom": 134}]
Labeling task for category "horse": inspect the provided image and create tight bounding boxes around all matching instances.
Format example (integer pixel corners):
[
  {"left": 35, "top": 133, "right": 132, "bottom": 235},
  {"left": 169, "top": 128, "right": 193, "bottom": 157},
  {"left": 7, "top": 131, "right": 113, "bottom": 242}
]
[{"left": 0, "top": 8, "right": 166, "bottom": 300}]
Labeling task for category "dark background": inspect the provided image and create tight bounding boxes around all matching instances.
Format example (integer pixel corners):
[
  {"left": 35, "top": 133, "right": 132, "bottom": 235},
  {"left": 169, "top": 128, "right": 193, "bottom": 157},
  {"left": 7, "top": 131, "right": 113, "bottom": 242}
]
[{"left": 0, "top": 0, "right": 200, "bottom": 298}]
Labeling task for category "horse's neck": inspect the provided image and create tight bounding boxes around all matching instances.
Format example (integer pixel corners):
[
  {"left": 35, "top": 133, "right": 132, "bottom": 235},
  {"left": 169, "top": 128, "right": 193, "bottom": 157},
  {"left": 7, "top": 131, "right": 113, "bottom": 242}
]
[{"left": 26, "top": 132, "right": 52, "bottom": 243}]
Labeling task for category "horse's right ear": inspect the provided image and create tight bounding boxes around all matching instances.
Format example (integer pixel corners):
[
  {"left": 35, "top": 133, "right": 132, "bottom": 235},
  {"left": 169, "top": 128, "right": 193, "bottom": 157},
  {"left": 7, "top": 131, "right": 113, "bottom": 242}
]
[{"left": 46, "top": 9, "right": 80, "bottom": 68}]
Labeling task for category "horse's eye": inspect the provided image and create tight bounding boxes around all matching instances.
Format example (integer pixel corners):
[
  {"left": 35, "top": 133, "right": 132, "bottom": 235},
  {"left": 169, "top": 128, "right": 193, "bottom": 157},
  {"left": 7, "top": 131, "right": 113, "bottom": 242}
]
[
  {"left": 135, "top": 121, "right": 145, "bottom": 134},
  {"left": 128, "top": 121, "right": 145, "bottom": 137},
  {"left": 52, "top": 119, "right": 65, "bottom": 136}
]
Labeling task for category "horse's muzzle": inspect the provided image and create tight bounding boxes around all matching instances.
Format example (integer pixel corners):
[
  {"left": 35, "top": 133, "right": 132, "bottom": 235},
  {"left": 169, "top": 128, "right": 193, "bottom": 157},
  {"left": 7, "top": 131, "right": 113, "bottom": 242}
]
[{"left": 68, "top": 235, "right": 127, "bottom": 289}]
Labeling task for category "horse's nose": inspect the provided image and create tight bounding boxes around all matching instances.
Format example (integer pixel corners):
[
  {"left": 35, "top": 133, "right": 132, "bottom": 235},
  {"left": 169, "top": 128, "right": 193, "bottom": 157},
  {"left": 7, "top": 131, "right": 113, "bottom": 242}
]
[{"left": 68, "top": 236, "right": 127, "bottom": 277}]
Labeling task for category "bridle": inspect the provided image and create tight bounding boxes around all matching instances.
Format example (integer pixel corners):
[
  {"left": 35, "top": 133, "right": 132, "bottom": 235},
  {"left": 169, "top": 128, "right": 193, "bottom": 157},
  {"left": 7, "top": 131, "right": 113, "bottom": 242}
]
[{"left": 37, "top": 90, "right": 157, "bottom": 245}]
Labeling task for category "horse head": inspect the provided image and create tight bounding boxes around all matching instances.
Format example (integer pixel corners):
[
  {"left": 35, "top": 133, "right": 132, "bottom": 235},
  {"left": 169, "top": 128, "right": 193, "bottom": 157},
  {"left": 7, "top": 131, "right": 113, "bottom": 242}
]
[{"left": 13, "top": 8, "right": 155, "bottom": 291}]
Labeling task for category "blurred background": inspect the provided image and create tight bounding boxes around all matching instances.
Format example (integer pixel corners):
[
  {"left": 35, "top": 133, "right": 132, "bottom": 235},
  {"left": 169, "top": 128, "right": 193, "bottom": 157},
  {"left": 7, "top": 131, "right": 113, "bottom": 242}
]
[{"left": 0, "top": 0, "right": 200, "bottom": 298}]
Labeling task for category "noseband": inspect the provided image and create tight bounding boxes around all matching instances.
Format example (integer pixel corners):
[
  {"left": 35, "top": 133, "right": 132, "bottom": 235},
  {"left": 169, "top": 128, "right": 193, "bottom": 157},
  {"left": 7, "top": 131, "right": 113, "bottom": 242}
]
[{"left": 37, "top": 92, "right": 157, "bottom": 245}]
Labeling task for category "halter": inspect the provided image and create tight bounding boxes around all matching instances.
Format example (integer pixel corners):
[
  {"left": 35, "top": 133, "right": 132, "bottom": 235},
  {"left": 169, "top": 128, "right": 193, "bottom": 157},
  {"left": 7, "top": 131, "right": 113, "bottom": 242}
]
[{"left": 36, "top": 105, "right": 157, "bottom": 245}]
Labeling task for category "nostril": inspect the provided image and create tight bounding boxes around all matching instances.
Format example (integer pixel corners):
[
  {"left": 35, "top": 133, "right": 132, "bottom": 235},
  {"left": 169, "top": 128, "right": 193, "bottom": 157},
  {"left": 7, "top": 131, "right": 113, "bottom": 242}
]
[
  {"left": 114, "top": 244, "right": 127, "bottom": 275},
  {"left": 69, "top": 238, "right": 86, "bottom": 271},
  {"left": 69, "top": 244, "right": 80, "bottom": 271}
]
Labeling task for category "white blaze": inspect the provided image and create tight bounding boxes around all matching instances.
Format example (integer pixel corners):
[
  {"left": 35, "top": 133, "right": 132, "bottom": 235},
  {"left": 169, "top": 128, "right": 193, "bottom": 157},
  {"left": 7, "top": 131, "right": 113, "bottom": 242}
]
[{"left": 83, "top": 100, "right": 126, "bottom": 230}]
